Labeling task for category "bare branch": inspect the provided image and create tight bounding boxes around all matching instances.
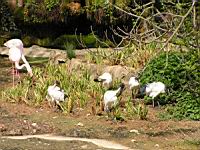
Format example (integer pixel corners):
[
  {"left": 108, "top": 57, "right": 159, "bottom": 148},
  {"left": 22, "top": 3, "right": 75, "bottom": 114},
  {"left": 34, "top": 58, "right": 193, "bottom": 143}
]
[{"left": 160, "top": 2, "right": 195, "bottom": 51}]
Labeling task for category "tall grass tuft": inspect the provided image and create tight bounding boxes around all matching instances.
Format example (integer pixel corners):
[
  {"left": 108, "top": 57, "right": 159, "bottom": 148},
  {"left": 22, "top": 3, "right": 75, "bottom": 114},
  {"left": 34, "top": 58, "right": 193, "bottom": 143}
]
[{"left": 2, "top": 61, "right": 104, "bottom": 113}]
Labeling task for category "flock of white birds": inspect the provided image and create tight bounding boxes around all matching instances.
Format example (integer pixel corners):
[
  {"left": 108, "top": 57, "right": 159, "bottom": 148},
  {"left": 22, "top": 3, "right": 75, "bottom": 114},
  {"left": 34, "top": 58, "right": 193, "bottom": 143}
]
[
  {"left": 94, "top": 72, "right": 166, "bottom": 112},
  {"left": 4, "top": 39, "right": 166, "bottom": 114}
]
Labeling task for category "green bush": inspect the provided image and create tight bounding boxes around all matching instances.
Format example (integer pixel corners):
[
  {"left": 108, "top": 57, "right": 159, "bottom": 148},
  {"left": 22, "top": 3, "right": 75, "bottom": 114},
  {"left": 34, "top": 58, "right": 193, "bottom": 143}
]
[
  {"left": 52, "top": 34, "right": 98, "bottom": 49},
  {"left": 139, "top": 49, "right": 200, "bottom": 120}
]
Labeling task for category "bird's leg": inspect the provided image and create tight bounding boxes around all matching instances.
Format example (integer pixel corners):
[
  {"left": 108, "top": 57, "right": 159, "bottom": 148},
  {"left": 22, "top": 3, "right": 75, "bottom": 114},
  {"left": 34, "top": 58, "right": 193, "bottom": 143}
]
[
  {"left": 152, "top": 99, "right": 155, "bottom": 108},
  {"left": 157, "top": 101, "right": 160, "bottom": 108},
  {"left": 11, "top": 63, "right": 15, "bottom": 87},
  {"left": 15, "top": 69, "right": 20, "bottom": 79},
  {"left": 131, "top": 89, "right": 134, "bottom": 100}
]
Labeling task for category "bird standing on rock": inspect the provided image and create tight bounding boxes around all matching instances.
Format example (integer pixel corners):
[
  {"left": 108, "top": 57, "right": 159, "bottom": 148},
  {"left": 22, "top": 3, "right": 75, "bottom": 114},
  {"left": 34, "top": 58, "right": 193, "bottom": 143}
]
[
  {"left": 94, "top": 72, "right": 112, "bottom": 88},
  {"left": 4, "top": 39, "right": 33, "bottom": 86}
]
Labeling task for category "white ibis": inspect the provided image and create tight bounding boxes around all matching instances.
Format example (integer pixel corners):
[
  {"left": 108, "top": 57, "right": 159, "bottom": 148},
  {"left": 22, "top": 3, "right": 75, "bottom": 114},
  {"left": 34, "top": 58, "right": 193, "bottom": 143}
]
[
  {"left": 103, "top": 83, "right": 125, "bottom": 116},
  {"left": 46, "top": 82, "right": 68, "bottom": 109},
  {"left": 94, "top": 72, "right": 112, "bottom": 88},
  {"left": 128, "top": 76, "right": 140, "bottom": 99},
  {"left": 145, "top": 81, "right": 166, "bottom": 107},
  {"left": 4, "top": 39, "right": 33, "bottom": 86}
]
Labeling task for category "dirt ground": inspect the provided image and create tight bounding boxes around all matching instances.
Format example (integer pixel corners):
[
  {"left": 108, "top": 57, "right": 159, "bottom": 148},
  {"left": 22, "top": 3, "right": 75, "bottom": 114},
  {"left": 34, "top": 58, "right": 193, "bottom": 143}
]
[{"left": 1, "top": 56, "right": 200, "bottom": 150}]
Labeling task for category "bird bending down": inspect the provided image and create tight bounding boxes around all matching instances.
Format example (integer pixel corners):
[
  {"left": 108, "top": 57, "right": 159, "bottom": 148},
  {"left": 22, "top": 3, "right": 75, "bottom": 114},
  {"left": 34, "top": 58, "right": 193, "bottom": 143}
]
[
  {"left": 128, "top": 76, "right": 140, "bottom": 99},
  {"left": 46, "top": 82, "right": 68, "bottom": 110},
  {"left": 4, "top": 39, "right": 33, "bottom": 86},
  {"left": 145, "top": 82, "right": 166, "bottom": 107},
  {"left": 94, "top": 72, "right": 112, "bottom": 88},
  {"left": 4, "top": 39, "right": 23, "bottom": 50},
  {"left": 103, "top": 83, "right": 125, "bottom": 117}
]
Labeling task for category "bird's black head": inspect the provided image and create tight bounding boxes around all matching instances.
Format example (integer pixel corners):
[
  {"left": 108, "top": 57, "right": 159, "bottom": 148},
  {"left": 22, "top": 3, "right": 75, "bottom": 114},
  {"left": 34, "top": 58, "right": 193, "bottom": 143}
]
[
  {"left": 135, "top": 84, "right": 147, "bottom": 98},
  {"left": 119, "top": 83, "right": 126, "bottom": 90},
  {"left": 135, "top": 76, "right": 139, "bottom": 81},
  {"left": 94, "top": 78, "right": 101, "bottom": 82},
  {"left": 54, "top": 80, "right": 61, "bottom": 86},
  {"left": 64, "top": 93, "right": 68, "bottom": 100}
]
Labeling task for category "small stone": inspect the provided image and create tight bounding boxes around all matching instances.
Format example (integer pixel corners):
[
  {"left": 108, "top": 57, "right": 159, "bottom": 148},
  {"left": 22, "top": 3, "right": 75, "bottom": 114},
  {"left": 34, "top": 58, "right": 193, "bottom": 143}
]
[
  {"left": 32, "top": 129, "right": 37, "bottom": 133},
  {"left": 81, "top": 144, "right": 88, "bottom": 149},
  {"left": 131, "top": 139, "right": 136, "bottom": 142},
  {"left": 155, "top": 144, "right": 159, "bottom": 147},
  {"left": 86, "top": 113, "right": 91, "bottom": 117},
  {"left": 0, "top": 124, "right": 7, "bottom": 132},
  {"left": 129, "top": 129, "right": 140, "bottom": 134},
  {"left": 76, "top": 122, "right": 84, "bottom": 127},
  {"left": 32, "top": 123, "right": 37, "bottom": 127}
]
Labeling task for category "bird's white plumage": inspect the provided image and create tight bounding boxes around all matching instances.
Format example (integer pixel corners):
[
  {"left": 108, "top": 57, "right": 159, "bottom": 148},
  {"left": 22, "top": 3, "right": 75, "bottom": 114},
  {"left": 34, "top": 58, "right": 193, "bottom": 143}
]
[
  {"left": 9, "top": 47, "right": 22, "bottom": 62},
  {"left": 4, "top": 39, "right": 33, "bottom": 77},
  {"left": 4, "top": 39, "right": 23, "bottom": 50},
  {"left": 145, "top": 82, "right": 166, "bottom": 99},
  {"left": 103, "top": 85, "right": 123, "bottom": 112},
  {"left": 46, "top": 84, "right": 66, "bottom": 105},
  {"left": 128, "top": 77, "right": 140, "bottom": 89},
  {"left": 98, "top": 72, "right": 112, "bottom": 85}
]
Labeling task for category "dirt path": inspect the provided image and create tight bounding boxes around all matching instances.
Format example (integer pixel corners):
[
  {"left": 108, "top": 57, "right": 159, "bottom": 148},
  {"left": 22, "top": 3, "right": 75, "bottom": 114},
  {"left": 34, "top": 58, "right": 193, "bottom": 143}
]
[
  {"left": 1, "top": 134, "right": 131, "bottom": 150},
  {"left": 1, "top": 102, "right": 200, "bottom": 150}
]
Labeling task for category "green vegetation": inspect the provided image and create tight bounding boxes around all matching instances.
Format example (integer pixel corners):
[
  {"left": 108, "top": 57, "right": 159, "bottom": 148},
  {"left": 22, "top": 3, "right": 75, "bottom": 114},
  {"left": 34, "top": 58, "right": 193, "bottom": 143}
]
[
  {"left": 2, "top": 60, "right": 149, "bottom": 120},
  {"left": 85, "top": 44, "right": 157, "bottom": 67},
  {"left": 139, "top": 49, "right": 200, "bottom": 120},
  {"left": 0, "top": 1, "right": 17, "bottom": 32},
  {"left": 20, "top": 34, "right": 105, "bottom": 49}
]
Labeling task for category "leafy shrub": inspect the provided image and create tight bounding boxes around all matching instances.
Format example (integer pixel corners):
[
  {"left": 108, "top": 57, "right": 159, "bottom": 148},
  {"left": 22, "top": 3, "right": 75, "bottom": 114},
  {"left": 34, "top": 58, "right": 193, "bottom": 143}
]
[
  {"left": 139, "top": 49, "right": 200, "bottom": 120},
  {"left": 64, "top": 42, "right": 76, "bottom": 59},
  {"left": 0, "top": 1, "right": 17, "bottom": 32}
]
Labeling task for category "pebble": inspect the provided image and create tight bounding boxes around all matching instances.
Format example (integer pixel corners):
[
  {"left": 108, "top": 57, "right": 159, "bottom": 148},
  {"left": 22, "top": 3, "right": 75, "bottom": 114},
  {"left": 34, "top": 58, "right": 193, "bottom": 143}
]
[
  {"left": 86, "top": 113, "right": 91, "bottom": 117},
  {"left": 129, "top": 129, "right": 140, "bottom": 134},
  {"left": 31, "top": 123, "right": 37, "bottom": 127},
  {"left": 81, "top": 144, "right": 88, "bottom": 149},
  {"left": 131, "top": 139, "right": 136, "bottom": 142},
  {"left": 76, "top": 122, "right": 84, "bottom": 127},
  {"left": 32, "top": 129, "right": 37, "bottom": 133}
]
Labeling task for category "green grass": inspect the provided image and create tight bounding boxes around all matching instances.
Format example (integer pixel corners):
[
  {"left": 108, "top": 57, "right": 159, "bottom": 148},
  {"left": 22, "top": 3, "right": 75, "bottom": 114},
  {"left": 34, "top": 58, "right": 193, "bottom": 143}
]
[
  {"left": 2, "top": 59, "right": 149, "bottom": 120},
  {"left": 2, "top": 62, "right": 104, "bottom": 113}
]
